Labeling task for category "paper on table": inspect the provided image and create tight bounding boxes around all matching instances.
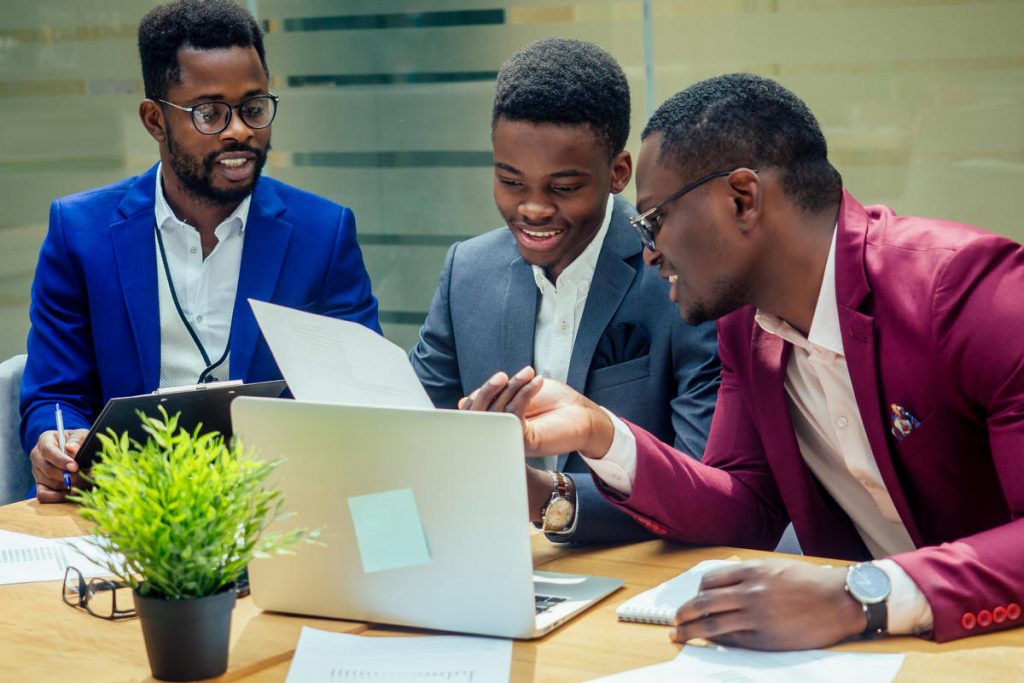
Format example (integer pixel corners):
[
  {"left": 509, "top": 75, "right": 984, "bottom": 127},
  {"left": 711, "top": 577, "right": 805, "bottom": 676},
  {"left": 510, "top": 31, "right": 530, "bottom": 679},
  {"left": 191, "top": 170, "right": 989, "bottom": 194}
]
[
  {"left": 284, "top": 626, "right": 513, "bottom": 683},
  {"left": 0, "top": 529, "right": 122, "bottom": 585},
  {"left": 586, "top": 645, "right": 905, "bottom": 682},
  {"left": 347, "top": 488, "right": 431, "bottom": 573},
  {"left": 249, "top": 299, "right": 433, "bottom": 409}
]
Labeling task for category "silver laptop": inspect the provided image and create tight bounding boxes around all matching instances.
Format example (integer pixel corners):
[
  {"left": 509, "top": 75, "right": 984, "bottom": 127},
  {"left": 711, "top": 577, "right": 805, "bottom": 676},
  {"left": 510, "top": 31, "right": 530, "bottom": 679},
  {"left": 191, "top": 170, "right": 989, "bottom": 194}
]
[{"left": 230, "top": 397, "right": 623, "bottom": 639}]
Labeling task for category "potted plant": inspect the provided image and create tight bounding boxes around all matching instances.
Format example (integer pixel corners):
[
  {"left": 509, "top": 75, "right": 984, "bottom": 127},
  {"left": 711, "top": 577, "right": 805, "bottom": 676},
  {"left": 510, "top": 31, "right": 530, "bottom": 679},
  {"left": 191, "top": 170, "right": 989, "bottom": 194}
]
[{"left": 72, "top": 407, "right": 316, "bottom": 681}]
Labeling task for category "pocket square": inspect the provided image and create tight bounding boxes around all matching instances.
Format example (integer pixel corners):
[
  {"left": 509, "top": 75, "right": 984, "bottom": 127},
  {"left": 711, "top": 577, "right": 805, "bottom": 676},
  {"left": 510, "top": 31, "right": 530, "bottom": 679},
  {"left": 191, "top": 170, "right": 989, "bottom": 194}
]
[
  {"left": 889, "top": 403, "right": 921, "bottom": 441},
  {"left": 592, "top": 323, "right": 651, "bottom": 370}
]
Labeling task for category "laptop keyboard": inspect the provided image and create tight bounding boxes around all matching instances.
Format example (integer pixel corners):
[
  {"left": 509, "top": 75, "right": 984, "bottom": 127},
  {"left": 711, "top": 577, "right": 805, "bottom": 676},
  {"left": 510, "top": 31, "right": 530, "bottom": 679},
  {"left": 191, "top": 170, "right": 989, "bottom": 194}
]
[{"left": 535, "top": 594, "right": 567, "bottom": 614}]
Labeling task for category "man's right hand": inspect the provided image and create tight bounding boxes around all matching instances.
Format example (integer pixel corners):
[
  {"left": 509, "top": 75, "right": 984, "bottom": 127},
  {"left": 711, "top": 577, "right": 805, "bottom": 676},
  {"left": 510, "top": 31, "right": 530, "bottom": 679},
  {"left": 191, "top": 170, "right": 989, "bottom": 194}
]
[
  {"left": 458, "top": 367, "right": 615, "bottom": 459},
  {"left": 30, "top": 428, "right": 89, "bottom": 503}
]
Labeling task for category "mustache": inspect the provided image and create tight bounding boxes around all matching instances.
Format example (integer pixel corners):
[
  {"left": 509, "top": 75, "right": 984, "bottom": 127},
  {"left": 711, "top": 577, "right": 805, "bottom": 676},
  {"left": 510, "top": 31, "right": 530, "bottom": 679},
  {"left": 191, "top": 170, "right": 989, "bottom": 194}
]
[{"left": 202, "top": 143, "right": 267, "bottom": 170}]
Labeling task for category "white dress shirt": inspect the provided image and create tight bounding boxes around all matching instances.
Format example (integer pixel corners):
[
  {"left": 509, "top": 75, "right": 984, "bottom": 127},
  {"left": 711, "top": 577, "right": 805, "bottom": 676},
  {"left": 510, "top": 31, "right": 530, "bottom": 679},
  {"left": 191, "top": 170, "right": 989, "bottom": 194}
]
[
  {"left": 584, "top": 228, "right": 933, "bottom": 634},
  {"left": 529, "top": 193, "right": 614, "bottom": 473},
  {"left": 154, "top": 163, "right": 249, "bottom": 362}
]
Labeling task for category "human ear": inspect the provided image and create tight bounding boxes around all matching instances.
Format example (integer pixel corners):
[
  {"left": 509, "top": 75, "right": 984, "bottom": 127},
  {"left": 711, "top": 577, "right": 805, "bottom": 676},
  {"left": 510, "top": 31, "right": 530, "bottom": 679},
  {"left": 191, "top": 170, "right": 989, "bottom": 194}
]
[
  {"left": 139, "top": 99, "right": 167, "bottom": 144},
  {"left": 728, "top": 168, "right": 760, "bottom": 230},
  {"left": 609, "top": 150, "right": 633, "bottom": 194}
]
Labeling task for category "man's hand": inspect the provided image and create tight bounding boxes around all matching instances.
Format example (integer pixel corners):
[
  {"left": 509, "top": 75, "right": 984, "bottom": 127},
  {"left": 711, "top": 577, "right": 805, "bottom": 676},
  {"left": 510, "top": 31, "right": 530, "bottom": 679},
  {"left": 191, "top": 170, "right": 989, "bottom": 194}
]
[
  {"left": 672, "top": 559, "right": 868, "bottom": 651},
  {"left": 457, "top": 367, "right": 615, "bottom": 458},
  {"left": 29, "top": 428, "right": 88, "bottom": 503}
]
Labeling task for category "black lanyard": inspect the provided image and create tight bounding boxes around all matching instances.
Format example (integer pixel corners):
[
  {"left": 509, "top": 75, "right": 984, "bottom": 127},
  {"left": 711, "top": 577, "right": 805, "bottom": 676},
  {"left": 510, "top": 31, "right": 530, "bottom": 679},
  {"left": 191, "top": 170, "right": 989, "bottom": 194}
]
[{"left": 154, "top": 222, "right": 230, "bottom": 382}]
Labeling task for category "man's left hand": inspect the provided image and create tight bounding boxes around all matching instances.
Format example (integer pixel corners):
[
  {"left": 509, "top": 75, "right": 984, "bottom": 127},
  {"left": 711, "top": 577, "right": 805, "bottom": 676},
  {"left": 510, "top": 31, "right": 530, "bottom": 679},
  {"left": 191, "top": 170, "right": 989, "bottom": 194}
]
[{"left": 672, "top": 558, "right": 868, "bottom": 651}]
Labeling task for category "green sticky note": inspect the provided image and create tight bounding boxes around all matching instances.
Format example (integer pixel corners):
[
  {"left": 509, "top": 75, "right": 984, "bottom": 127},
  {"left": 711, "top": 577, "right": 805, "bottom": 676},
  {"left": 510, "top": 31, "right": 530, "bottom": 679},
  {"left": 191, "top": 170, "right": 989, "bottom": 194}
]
[{"left": 347, "top": 488, "right": 432, "bottom": 573}]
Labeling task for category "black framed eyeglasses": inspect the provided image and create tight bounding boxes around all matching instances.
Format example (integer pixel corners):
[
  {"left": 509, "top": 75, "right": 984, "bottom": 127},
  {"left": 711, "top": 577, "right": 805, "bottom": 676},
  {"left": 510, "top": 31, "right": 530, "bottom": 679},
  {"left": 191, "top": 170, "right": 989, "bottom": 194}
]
[
  {"left": 629, "top": 169, "right": 753, "bottom": 251},
  {"left": 157, "top": 93, "right": 279, "bottom": 135},
  {"left": 62, "top": 566, "right": 136, "bottom": 620}
]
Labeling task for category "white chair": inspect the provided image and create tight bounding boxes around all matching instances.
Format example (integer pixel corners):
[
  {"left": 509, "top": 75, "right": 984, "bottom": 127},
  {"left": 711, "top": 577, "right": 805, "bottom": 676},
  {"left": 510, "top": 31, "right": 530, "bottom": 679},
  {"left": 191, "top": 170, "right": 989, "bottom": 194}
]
[{"left": 0, "top": 354, "right": 32, "bottom": 504}]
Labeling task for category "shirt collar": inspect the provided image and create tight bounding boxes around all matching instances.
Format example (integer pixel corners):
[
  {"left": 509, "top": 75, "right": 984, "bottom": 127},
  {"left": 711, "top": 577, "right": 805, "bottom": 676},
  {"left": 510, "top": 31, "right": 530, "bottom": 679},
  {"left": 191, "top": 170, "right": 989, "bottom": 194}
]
[
  {"left": 531, "top": 193, "right": 614, "bottom": 292},
  {"left": 154, "top": 161, "right": 252, "bottom": 238},
  {"left": 755, "top": 224, "right": 844, "bottom": 355}
]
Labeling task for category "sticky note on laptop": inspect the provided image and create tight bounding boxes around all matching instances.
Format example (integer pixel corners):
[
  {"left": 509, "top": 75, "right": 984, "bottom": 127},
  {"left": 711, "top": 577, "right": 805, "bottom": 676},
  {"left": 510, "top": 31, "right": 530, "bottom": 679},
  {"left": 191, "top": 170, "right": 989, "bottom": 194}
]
[{"left": 347, "top": 488, "right": 432, "bottom": 573}]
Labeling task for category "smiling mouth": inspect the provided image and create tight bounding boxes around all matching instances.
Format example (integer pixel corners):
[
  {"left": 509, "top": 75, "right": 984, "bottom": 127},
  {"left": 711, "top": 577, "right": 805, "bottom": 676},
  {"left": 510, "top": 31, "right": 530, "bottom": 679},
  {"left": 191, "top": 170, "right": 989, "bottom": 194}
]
[
  {"left": 218, "top": 158, "right": 249, "bottom": 168},
  {"left": 668, "top": 274, "right": 678, "bottom": 283},
  {"left": 521, "top": 227, "right": 564, "bottom": 238}
]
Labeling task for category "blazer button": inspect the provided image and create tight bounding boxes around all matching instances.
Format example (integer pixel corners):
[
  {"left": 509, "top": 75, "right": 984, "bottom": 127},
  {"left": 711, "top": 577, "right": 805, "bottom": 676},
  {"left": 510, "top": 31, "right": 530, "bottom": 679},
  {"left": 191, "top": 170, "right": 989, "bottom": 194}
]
[
  {"left": 961, "top": 612, "right": 977, "bottom": 630},
  {"left": 993, "top": 606, "right": 1007, "bottom": 624},
  {"left": 977, "top": 610, "right": 993, "bottom": 628},
  {"left": 1008, "top": 603, "right": 1022, "bottom": 620}
]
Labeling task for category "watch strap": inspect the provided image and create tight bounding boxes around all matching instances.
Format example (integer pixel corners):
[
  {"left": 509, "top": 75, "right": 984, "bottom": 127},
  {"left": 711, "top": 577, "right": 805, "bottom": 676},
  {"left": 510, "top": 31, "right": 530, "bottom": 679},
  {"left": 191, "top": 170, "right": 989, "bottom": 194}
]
[{"left": 863, "top": 601, "right": 887, "bottom": 638}]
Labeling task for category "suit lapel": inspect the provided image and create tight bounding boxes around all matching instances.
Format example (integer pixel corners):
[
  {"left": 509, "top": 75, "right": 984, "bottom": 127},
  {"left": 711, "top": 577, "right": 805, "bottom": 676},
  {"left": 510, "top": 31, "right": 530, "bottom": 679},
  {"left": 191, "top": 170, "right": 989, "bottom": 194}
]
[
  {"left": 501, "top": 256, "right": 538, "bottom": 377},
  {"left": 835, "top": 191, "right": 923, "bottom": 546},
  {"left": 110, "top": 166, "right": 160, "bottom": 391},
  {"left": 230, "top": 180, "right": 292, "bottom": 380},
  {"left": 566, "top": 197, "right": 637, "bottom": 392}
]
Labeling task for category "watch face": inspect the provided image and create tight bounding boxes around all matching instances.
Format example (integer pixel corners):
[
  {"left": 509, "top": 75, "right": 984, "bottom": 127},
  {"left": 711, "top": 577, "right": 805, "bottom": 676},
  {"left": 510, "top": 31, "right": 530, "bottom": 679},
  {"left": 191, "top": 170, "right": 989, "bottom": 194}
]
[
  {"left": 847, "top": 564, "right": 891, "bottom": 604},
  {"left": 543, "top": 496, "right": 574, "bottom": 531}
]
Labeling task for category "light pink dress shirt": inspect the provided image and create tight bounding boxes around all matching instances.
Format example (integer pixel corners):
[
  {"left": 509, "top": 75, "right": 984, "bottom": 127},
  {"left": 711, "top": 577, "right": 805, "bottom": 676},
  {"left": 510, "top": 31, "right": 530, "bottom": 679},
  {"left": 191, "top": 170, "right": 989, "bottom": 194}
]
[{"left": 583, "top": 229, "right": 933, "bottom": 634}]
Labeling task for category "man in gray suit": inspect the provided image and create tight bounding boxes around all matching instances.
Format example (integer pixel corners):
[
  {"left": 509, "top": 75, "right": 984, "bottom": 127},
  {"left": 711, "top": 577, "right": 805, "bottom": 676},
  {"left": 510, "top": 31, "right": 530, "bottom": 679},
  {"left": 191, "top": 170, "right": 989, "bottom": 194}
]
[{"left": 410, "top": 38, "right": 720, "bottom": 544}]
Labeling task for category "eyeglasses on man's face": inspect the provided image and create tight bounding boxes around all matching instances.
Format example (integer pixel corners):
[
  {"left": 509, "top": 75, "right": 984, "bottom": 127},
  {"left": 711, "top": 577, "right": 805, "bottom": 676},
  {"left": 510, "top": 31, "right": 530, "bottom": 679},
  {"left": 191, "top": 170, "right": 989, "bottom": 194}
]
[
  {"left": 62, "top": 566, "right": 136, "bottom": 620},
  {"left": 629, "top": 169, "right": 753, "bottom": 251},
  {"left": 157, "top": 93, "right": 279, "bottom": 135}
]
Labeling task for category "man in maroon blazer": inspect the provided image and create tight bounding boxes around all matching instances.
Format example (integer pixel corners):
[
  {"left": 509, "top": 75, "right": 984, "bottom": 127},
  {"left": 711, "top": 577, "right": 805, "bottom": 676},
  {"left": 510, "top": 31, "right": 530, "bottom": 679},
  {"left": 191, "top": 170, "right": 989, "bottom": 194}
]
[{"left": 462, "top": 73, "right": 1024, "bottom": 649}]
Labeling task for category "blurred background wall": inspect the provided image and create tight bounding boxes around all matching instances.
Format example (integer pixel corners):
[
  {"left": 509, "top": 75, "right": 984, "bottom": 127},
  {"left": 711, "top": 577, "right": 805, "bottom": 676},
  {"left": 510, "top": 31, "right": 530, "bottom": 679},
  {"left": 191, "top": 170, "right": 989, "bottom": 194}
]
[{"left": 1, "top": 0, "right": 1022, "bottom": 359}]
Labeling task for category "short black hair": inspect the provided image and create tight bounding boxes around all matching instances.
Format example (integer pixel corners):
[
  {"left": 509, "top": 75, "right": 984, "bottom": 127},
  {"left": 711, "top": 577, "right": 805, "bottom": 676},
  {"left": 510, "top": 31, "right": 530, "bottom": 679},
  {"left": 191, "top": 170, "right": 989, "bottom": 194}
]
[
  {"left": 643, "top": 73, "right": 841, "bottom": 214},
  {"left": 492, "top": 38, "right": 630, "bottom": 159},
  {"left": 139, "top": 0, "right": 268, "bottom": 100}
]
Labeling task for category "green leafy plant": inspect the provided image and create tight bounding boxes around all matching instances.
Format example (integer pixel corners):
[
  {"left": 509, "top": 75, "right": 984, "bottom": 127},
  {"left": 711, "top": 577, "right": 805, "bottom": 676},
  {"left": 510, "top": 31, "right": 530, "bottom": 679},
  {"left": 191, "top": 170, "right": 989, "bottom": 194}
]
[{"left": 72, "top": 407, "right": 318, "bottom": 600}]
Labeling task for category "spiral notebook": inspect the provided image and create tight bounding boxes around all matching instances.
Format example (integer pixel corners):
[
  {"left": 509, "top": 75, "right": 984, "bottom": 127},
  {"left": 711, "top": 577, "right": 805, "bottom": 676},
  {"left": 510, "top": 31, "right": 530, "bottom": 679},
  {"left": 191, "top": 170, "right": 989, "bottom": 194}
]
[{"left": 616, "top": 559, "right": 738, "bottom": 625}]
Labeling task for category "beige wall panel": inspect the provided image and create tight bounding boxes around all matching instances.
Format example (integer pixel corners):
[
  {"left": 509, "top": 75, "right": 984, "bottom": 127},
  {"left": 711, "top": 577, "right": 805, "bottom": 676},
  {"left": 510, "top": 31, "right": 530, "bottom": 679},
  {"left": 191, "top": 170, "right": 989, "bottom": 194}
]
[
  {"left": 361, "top": 243, "right": 453, "bottom": 315},
  {"left": 650, "top": 3, "right": 1023, "bottom": 64},
  {"left": 0, "top": 39, "right": 139, "bottom": 81},
  {"left": 265, "top": 167, "right": 497, "bottom": 237},
  {"left": 265, "top": 25, "right": 643, "bottom": 77},
  {"left": 269, "top": 85, "right": 494, "bottom": 152},
  {"left": 257, "top": 1, "right": 635, "bottom": 20},
  {"left": 0, "top": 2, "right": 158, "bottom": 30}
]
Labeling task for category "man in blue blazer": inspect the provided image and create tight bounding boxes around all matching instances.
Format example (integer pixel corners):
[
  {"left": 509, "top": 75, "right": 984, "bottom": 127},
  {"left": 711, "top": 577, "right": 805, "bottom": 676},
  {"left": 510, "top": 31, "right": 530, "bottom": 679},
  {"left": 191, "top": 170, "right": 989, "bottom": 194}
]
[
  {"left": 21, "top": 0, "right": 379, "bottom": 502},
  {"left": 410, "top": 39, "right": 720, "bottom": 544}
]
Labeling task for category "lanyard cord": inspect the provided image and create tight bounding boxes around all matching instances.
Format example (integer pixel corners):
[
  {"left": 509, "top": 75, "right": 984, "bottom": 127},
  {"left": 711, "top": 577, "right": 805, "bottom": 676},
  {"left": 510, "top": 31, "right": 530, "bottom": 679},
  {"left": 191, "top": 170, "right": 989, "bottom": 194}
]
[{"left": 154, "top": 222, "right": 230, "bottom": 380}]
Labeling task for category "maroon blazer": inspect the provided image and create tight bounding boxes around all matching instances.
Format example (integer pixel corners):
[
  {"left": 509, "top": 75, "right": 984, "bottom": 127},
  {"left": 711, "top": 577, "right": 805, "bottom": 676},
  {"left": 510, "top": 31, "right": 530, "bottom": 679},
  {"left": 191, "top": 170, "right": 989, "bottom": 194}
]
[{"left": 605, "top": 190, "right": 1024, "bottom": 642}]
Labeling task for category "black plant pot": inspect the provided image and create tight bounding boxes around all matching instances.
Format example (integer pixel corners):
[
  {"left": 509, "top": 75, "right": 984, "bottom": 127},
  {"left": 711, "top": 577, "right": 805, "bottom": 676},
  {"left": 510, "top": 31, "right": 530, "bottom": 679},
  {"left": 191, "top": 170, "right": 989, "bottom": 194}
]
[{"left": 134, "top": 585, "right": 237, "bottom": 681}]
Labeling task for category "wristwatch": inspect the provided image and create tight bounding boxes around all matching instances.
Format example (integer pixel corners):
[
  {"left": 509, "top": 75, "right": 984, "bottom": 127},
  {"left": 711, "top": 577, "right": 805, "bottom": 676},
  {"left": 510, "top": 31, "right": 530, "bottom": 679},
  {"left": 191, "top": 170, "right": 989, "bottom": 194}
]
[
  {"left": 540, "top": 471, "right": 576, "bottom": 534},
  {"left": 845, "top": 562, "right": 891, "bottom": 637}
]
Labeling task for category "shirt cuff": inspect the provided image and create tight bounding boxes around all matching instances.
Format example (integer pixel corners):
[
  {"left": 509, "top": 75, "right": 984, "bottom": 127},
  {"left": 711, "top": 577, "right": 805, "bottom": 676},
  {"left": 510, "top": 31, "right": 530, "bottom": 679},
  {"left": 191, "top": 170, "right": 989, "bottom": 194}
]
[
  {"left": 875, "top": 559, "right": 935, "bottom": 635},
  {"left": 579, "top": 409, "right": 637, "bottom": 496}
]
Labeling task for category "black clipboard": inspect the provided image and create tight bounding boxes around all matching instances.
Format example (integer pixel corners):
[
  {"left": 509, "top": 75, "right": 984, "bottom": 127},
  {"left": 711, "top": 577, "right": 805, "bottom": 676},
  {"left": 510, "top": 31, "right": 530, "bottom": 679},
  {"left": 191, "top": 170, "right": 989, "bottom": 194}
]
[{"left": 75, "top": 380, "right": 288, "bottom": 469}]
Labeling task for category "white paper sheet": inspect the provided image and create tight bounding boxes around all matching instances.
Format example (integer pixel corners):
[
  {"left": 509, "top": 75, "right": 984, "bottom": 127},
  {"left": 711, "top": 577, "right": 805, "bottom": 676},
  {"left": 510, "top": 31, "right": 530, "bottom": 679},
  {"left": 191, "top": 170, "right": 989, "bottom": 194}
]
[
  {"left": 250, "top": 299, "right": 433, "bottom": 409},
  {"left": 0, "top": 529, "right": 121, "bottom": 585},
  {"left": 284, "top": 626, "right": 513, "bottom": 683},
  {"left": 587, "top": 645, "right": 904, "bottom": 682}
]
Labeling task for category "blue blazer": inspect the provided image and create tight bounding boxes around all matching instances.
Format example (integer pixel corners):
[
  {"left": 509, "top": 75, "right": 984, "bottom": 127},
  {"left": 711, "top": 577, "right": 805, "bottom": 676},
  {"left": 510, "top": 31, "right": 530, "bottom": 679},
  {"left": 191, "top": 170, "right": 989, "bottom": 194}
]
[
  {"left": 20, "top": 163, "right": 380, "bottom": 455},
  {"left": 410, "top": 195, "right": 721, "bottom": 543}
]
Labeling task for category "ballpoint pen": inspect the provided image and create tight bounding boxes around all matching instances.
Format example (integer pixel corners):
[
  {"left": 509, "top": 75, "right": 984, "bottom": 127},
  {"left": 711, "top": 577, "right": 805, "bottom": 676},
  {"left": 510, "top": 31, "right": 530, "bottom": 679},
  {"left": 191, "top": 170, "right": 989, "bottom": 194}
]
[{"left": 55, "top": 402, "right": 71, "bottom": 492}]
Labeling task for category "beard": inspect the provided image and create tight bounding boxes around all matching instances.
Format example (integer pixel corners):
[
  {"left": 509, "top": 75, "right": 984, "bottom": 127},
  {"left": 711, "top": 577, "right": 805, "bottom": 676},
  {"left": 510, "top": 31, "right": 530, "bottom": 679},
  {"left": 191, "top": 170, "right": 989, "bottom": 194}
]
[
  {"left": 165, "top": 124, "right": 269, "bottom": 206},
  {"left": 679, "top": 275, "right": 749, "bottom": 326}
]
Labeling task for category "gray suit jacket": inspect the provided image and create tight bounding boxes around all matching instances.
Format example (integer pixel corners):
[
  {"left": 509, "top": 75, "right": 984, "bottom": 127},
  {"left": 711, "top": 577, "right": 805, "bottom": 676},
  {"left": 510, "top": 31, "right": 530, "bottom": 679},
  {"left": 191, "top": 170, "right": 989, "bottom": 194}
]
[{"left": 410, "top": 195, "right": 721, "bottom": 543}]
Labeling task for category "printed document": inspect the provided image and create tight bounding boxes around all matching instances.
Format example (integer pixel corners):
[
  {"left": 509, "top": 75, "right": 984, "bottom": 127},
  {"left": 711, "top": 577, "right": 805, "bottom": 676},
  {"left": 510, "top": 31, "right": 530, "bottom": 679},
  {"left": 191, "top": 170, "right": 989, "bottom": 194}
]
[
  {"left": 0, "top": 529, "right": 120, "bottom": 585},
  {"left": 285, "top": 626, "right": 513, "bottom": 682},
  {"left": 250, "top": 299, "right": 433, "bottom": 409},
  {"left": 587, "top": 644, "right": 904, "bottom": 682}
]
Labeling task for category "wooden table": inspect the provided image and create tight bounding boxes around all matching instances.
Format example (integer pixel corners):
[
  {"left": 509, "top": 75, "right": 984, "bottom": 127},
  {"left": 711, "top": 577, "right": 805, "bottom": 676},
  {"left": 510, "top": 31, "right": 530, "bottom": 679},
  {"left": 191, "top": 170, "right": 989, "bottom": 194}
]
[{"left": 2, "top": 500, "right": 1022, "bottom": 682}]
